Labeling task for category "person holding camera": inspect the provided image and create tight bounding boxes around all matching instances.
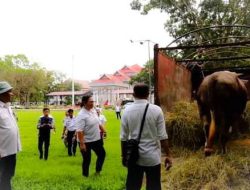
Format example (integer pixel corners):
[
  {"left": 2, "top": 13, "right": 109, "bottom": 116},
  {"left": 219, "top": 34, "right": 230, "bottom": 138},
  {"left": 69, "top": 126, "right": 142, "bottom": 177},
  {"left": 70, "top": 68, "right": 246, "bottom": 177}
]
[
  {"left": 120, "top": 83, "right": 172, "bottom": 190},
  {"left": 37, "top": 108, "right": 55, "bottom": 160}
]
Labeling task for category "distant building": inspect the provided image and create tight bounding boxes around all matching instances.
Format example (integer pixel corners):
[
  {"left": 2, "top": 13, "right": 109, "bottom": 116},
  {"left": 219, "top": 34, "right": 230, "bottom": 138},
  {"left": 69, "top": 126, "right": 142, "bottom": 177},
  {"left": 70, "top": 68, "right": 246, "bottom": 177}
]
[
  {"left": 90, "top": 64, "right": 142, "bottom": 106},
  {"left": 46, "top": 91, "right": 89, "bottom": 105},
  {"left": 46, "top": 80, "right": 90, "bottom": 105},
  {"left": 46, "top": 65, "right": 143, "bottom": 106}
]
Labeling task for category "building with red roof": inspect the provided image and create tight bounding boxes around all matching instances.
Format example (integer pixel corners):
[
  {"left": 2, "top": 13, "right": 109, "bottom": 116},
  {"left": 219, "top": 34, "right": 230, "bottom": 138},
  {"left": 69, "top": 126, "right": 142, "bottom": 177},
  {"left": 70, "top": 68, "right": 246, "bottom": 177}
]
[
  {"left": 46, "top": 80, "right": 90, "bottom": 105},
  {"left": 90, "top": 64, "right": 142, "bottom": 106}
]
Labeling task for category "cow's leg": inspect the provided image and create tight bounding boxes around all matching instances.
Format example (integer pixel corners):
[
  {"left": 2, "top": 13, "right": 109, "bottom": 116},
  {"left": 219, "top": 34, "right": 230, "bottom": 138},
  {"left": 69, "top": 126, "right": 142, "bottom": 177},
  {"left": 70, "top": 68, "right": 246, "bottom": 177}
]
[
  {"left": 219, "top": 117, "right": 230, "bottom": 154},
  {"left": 202, "top": 114, "right": 211, "bottom": 143},
  {"left": 217, "top": 115, "right": 227, "bottom": 154},
  {"left": 197, "top": 101, "right": 211, "bottom": 146},
  {"left": 205, "top": 112, "right": 216, "bottom": 156}
]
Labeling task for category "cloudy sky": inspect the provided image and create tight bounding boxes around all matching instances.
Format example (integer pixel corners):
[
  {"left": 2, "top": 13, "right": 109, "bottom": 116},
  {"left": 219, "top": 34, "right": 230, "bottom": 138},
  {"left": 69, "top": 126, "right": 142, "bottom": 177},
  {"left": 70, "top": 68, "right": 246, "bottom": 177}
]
[{"left": 0, "top": 0, "right": 172, "bottom": 81}]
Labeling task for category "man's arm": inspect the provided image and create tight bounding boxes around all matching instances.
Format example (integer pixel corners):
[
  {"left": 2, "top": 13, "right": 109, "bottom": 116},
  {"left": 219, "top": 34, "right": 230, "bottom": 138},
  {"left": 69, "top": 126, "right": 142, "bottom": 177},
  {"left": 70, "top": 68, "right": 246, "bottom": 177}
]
[
  {"left": 160, "top": 139, "right": 172, "bottom": 170},
  {"left": 51, "top": 118, "right": 56, "bottom": 132},
  {"left": 77, "top": 131, "right": 86, "bottom": 152},
  {"left": 62, "top": 126, "right": 66, "bottom": 139},
  {"left": 157, "top": 108, "right": 173, "bottom": 170},
  {"left": 75, "top": 114, "right": 86, "bottom": 151},
  {"left": 37, "top": 117, "right": 42, "bottom": 129},
  {"left": 99, "top": 124, "right": 106, "bottom": 133},
  {"left": 120, "top": 112, "right": 129, "bottom": 167}
]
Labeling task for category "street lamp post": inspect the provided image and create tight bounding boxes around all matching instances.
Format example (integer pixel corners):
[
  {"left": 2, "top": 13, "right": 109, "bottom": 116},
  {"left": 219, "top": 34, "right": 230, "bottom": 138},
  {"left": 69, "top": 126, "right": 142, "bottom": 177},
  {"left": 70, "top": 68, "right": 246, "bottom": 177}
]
[
  {"left": 72, "top": 55, "right": 75, "bottom": 107},
  {"left": 130, "top": 39, "right": 156, "bottom": 102}
]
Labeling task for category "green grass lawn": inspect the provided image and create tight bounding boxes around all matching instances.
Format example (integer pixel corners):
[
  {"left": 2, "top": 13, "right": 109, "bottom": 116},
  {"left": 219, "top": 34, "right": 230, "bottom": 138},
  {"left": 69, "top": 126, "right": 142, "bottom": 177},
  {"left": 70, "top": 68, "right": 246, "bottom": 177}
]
[
  {"left": 13, "top": 109, "right": 127, "bottom": 190},
  {"left": 12, "top": 108, "right": 250, "bottom": 190}
]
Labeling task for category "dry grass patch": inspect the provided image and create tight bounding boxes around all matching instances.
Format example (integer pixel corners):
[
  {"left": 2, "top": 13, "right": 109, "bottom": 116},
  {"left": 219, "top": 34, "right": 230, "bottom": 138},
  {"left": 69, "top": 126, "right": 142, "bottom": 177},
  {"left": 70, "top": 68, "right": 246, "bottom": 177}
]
[
  {"left": 162, "top": 146, "right": 250, "bottom": 190},
  {"left": 166, "top": 101, "right": 204, "bottom": 150}
]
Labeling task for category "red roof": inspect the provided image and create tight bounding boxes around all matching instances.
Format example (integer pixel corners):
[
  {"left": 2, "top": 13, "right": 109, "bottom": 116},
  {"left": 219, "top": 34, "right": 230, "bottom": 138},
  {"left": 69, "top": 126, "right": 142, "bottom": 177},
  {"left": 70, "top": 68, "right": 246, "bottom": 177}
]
[
  {"left": 129, "top": 64, "right": 143, "bottom": 72},
  {"left": 74, "top": 80, "right": 90, "bottom": 89},
  {"left": 119, "top": 64, "right": 142, "bottom": 77},
  {"left": 90, "top": 64, "right": 142, "bottom": 85}
]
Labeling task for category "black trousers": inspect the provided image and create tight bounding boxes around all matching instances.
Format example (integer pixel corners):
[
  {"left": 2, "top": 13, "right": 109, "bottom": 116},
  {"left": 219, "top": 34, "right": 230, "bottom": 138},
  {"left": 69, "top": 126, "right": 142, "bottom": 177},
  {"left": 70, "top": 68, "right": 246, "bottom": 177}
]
[
  {"left": 116, "top": 111, "right": 121, "bottom": 119},
  {"left": 0, "top": 154, "right": 16, "bottom": 190},
  {"left": 67, "top": 131, "right": 77, "bottom": 156},
  {"left": 80, "top": 139, "right": 106, "bottom": 177},
  {"left": 38, "top": 133, "right": 50, "bottom": 160},
  {"left": 126, "top": 164, "right": 161, "bottom": 190}
]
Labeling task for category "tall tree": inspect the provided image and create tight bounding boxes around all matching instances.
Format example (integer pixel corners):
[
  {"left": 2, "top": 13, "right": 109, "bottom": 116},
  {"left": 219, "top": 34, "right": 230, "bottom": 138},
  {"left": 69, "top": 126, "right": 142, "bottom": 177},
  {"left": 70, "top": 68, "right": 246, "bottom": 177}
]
[
  {"left": 131, "top": 0, "right": 250, "bottom": 68},
  {"left": 130, "top": 60, "right": 154, "bottom": 88},
  {"left": 0, "top": 54, "right": 67, "bottom": 107}
]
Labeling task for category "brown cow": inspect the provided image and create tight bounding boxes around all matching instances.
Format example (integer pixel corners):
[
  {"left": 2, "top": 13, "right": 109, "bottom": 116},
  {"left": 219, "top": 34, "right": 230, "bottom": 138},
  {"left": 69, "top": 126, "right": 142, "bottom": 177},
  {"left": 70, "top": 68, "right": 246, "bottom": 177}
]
[{"left": 196, "top": 71, "right": 248, "bottom": 156}]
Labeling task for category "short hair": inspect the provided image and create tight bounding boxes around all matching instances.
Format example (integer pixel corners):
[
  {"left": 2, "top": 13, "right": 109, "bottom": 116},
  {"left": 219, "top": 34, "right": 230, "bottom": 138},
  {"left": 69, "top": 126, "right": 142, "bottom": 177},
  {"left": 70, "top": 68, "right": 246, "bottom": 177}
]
[
  {"left": 43, "top": 107, "right": 50, "bottom": 112},
  {"left": 133, "top": 83, "right": 149, "bottom": 98},
  {"left": 81, "top": 95, "right": 92, "bottom": 107},
  {"left": 68, "top": 109, "right": 73, "bottom": 113}
]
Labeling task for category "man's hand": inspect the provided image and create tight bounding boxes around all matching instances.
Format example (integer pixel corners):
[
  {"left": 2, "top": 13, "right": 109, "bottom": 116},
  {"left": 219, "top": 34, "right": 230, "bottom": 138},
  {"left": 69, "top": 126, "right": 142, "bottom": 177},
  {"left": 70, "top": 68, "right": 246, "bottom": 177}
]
[
  {"left": 164, "top": 156, "right": 172, "bottom": 171},
  {"left": 79, "top": 142, "right": 86, "bottom": 152}
]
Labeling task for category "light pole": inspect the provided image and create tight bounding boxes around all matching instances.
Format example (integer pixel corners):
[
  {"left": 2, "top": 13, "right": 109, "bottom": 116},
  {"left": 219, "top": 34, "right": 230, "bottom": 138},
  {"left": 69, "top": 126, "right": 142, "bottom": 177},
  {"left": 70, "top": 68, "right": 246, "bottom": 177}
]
[
  {"left": 72, "top": 55, "right": 75, "bottom": 107},
  {"left": 130, "top": 39, "right": 156, "bottom": 102}
]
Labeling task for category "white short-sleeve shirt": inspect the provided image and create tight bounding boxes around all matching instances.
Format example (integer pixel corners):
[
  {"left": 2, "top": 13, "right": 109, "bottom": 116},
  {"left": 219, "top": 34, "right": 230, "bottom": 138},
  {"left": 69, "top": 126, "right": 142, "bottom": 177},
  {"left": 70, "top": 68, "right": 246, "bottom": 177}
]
[
  {"left": 0, "top": 101, "right": 22, "bottom": 158},
  {"left": 75, "top": 108, "right": 101, "bottom": 143},
  {"left": 64, "top": 116, "right": 77, "bottom": 131},
  {"left": 120, "top": 99, "right": 168, "bottom": 166}
]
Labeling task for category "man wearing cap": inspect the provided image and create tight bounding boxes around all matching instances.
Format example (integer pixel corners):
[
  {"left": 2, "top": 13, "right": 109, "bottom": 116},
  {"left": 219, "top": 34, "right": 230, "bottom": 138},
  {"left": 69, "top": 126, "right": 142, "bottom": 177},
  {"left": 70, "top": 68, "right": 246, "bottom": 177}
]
[{"left": 0, "top": 81, "right": 21, "bottom": 190}]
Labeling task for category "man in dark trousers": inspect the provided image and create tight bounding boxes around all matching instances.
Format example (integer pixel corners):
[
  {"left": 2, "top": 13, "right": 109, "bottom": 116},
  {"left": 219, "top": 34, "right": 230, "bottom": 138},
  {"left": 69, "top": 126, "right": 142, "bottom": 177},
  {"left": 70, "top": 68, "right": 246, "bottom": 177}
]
[
  {"left": 37, "top": 108, "right": 55, "bottom": 160},
  {"left": 120, "top": 83, "right": 172, "bottom": 190},
  {"left": 62, "top": 109, "right": 77, "bottom": 156},
  {"left": 0, "top": 81, "right": 21, "bottom": 190}
]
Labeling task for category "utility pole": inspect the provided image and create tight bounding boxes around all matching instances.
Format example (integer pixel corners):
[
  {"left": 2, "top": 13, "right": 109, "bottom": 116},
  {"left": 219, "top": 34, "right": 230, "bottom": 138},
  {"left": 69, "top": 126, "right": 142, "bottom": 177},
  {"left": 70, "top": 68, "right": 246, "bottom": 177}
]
[
  {"left": 130, "top": 39, "right": 156, "bottom": 102},
  {"left": 72, "top": 55, "right": 75, "bottom": 106}
]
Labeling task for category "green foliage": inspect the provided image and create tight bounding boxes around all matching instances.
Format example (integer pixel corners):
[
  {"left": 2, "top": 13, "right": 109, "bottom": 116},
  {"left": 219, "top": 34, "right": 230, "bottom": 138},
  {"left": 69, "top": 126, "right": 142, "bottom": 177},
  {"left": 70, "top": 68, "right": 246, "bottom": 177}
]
[
  {"left": 131, "top": 0, "right": 250, "bottom": 68},
  {"left": 0, "top": 54, "right": 76, "bottom": 107},
  {"left": 13, "top": 109, "right": 127, "bottom": 190},
  {"left": 57, "top": 80, "right": 82, "bottom": 91},
  {"left": 166, "top": 101, "right": 205, "bottom": 149},
  {"left": 129, "top": 60, "right": 154, "bottom": 86}
]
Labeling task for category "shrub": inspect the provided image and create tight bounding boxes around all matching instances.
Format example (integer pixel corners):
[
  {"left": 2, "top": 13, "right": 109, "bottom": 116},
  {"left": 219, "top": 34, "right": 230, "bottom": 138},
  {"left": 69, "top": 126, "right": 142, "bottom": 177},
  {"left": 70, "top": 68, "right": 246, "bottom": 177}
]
[
  {"left": 104, "top": 105, "right": 114, "bottom": 110},
  {"left": 166, "top": 101, "right": 205, "bottom": 150}
]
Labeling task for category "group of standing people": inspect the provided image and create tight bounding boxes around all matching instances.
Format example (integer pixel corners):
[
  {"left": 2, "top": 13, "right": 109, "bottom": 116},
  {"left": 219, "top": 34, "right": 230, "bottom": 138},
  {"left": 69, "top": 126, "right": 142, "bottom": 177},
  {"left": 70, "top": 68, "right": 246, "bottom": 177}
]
[
  {"left": 39, "top": 98, "right": 107, "bottom": 178},
  {"left": 0, "top": 80, "right": 172, "bottom": 190}
]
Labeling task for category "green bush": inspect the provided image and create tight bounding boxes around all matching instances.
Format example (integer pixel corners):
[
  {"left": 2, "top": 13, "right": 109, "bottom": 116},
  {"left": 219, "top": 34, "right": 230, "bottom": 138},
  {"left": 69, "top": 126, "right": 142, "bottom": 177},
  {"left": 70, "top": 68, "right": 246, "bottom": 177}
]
[
  {"left": 166, "top": 101, "right": 205, "bottom": 150},
  {"left": 104, "top": 105, "right": 114, "bottom": 110}
]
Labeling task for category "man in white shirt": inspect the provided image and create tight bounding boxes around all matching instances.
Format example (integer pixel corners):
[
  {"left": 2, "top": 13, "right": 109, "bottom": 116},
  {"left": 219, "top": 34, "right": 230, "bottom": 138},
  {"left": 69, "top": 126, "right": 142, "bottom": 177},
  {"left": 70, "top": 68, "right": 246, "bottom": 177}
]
[
  {"left": 115, "top": 104, "right": 121, "bottom": 119},
  {"left": 62, "top": 109, "right": 77, "bottom": 156},
  {"left": 76, "top": 95, "right": 106, "bottom": 177},
  {"left": 96, "top": 109, "right": 107, "bottom": 139},
  {"left": 0, "top": 81, "right": 21, "bottom": 190},
  {"left": 120, "top": 83, "right": 172, "bottom": 190}
]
